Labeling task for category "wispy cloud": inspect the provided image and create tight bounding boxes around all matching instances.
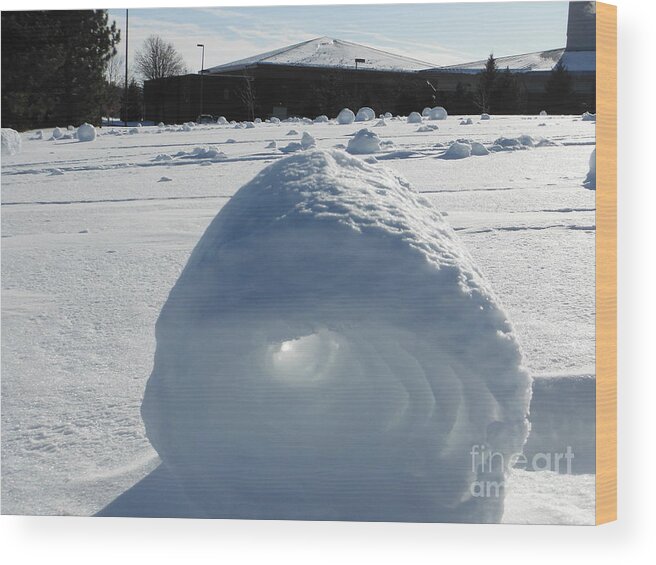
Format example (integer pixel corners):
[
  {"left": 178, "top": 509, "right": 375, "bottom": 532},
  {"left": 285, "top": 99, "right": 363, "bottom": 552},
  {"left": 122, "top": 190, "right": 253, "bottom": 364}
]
[{"left": 109, "top": 2, "right": 568, "bottom": 76}]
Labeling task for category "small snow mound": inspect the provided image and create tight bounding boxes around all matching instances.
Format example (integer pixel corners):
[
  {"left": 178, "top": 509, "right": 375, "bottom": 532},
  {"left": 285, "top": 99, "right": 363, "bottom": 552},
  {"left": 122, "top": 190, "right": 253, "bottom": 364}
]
[
  {"left": 517, "top": 134, "right": 535, "bottom": 147},
  {"left": 226, "top": 138, "right": 237, "bottom": 144},
  {"left": 535, "top": 138, "right": 560, "bottom": 147},
  {"left": 157, "top": 122, "right": 166, "bottom": 128},
  {"left": 287, "top": 129, "right": 299, "bottom": 136},
  {"left": 346, "top": 128, "right": 381, "bottom": 155},
  {"left": 31, "top": 130, "right": 43, "bottom": 140},
  {"left": 173, "top": 146, "right": 227, "bottom": 160},
  {"left": 314, "top": 115, "right": 329, "bottom": 123},
  {"left": 301, "top": 132, "right": 316, "bottom": 150},
  {"left": 216, "top": 116, "right": 228, "bottom": 125},
  {"left": 269, "top": 117, "right": 281, "bottom": 124},
  {"left": 384, "top": 112, "right": 393, "bottom": 119},
  {"left": 280, "top": 141, "right": 303, "bottom": 153},
  {"left": 421, "top": 107, "right": 432, "bottom": 117},
  {"left": 49, "top": 168, "right": 64, "bottom": 176},
  {"left": 470, "top": 142, "right": 489, "bottom": 156},
  {"left": 442, "top": 141, "right": 471, "bottom": 159},
  {"left": 129, "top": 127, "right": 140, "bottom": 135},
  {"left": 581, "top": 112, "right": 596, "bottom": 122},
  {"left": 584, "top": 148, "right": 596, "bottom": 189},
  {"left": 141, "top": 148, "right": 531, "bottom": 523},
  {"left": 52, "top": 127, "right": 64, "bottom": 140},
  {"left": 244, "top": 121, "right": 256, "bottom": 129},
  {"left": 428, "top": 107, "right": 448, "bottom": 120},
  {"left": 255, "top": 118, "right": 262, "bottom": 124},
  {"left": 154, "top": 153, "right": 174, "bottom": 161},
  {"left": 355, "top": 107, "right": 376, "bottom": 122},
  {"left": 416, "top": 125, "right": 438, "bottom": 133},
  {"left": 189, "top": 146, "right": 227, "bottom": 160},
  {"left": 493, "top": 136, "right": 532, "bottom": 150},
  {"left": 158, "top": 176, "right": 173, "bottom": 182},
  {"left": 459, "top": 118, "right": 474, "bottom": 125},
  {"left": 373, "top": 119, "right": 387, "bottom": 127},
  {"left": 407, "top": 112, "right": 423, "bottom": 124},
  {"left": 337, "top": 108, "right": 356, "bottom": 125},
  {"left": 266, "top": 141, "right": 277, "bottom": 149},
  {"left": 77, "top": 123, "right": 96, "bottom": 142},
  {"left": 480, "top": 113, "right": 491, "bottom": 120},
  {"left": 1, "top": 128, "right": 22, "bottom": 156},
  {"left": 539, "top": 110, "right": 548, "bottom": 117}
]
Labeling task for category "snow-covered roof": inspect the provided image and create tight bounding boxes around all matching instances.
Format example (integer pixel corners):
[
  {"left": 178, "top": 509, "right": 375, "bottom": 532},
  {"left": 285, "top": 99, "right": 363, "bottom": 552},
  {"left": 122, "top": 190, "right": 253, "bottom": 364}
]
[
  {"left": 434, "top": 48, "right": 595, "bottom": 74},
  {"left": 205, "top": 37, "right": 438, "bottom": 74}
]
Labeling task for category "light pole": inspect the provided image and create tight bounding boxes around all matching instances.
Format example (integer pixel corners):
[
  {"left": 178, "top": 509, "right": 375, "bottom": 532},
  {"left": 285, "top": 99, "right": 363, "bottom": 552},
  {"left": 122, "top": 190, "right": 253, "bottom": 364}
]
[{"left": 197, "top": 43, "right": 205, "bottom": 118}]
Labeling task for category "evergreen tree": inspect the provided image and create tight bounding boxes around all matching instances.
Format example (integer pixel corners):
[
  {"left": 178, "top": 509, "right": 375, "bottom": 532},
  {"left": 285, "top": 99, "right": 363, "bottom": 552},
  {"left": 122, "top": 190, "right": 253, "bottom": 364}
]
[
  {"left": 544, "top": 60, "right": 576, "bottom": 114},
  {"left": 1, "top": 10, "right": 119, "bottom": 130},
  {"left": 474, "top": 53, "right": 497, "bottom": 113},
  {"left": 490, "top": 67, "right": 522, "bottom": 114},
  {"left": 121, "top": 79, "right": 143, "bottom": 123}
]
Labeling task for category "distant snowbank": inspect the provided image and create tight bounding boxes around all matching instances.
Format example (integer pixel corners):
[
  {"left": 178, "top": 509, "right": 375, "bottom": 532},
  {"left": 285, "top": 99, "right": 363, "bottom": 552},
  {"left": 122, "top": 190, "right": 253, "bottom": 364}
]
[{"left": 141, "top": 149, "right": 531, "bottom": 523}]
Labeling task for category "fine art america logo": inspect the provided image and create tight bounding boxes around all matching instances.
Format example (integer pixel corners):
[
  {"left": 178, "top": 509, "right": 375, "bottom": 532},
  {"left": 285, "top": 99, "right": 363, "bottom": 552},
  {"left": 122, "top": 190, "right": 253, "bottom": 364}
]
[{"left": 470, "top": 444, "right": 575, "bottom": 498}]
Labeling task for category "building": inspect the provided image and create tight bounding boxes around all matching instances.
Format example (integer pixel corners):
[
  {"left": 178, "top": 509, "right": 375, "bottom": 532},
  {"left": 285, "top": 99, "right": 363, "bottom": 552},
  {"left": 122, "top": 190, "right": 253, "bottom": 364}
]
[
  {"left": 143, "top": 2, "right": 596, "bottom": 123},
  {"left": 143, "top": 37, "right": 438, "bottom": 123}
]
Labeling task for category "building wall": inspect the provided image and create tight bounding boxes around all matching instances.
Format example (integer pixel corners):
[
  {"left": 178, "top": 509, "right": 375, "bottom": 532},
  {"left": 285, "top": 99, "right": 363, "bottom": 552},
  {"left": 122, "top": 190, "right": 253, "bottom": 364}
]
[
  {"left": 144, "top": 64, "right": 595, "bottom": 123},
  {"left": 144, "top": 66, "right": 436, "bottom": 123},
  {"left": 143, "top": 74, "right": 251, "bottom": 123}
]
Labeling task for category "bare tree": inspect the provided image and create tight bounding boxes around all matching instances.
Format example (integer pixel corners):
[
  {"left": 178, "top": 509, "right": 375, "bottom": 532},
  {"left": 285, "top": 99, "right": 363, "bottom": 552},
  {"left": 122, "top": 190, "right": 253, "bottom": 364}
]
[
  {"left": 105, "top": 52, "right": 124, "bottom": 86},
  {"left": 135, "top": 35, "right": 187, "bottom": 81}
]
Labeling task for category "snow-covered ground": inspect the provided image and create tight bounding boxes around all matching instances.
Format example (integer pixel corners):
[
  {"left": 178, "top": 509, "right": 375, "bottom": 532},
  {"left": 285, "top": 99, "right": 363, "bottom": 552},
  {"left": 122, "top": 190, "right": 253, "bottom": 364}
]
[{"left": 1, "top": 114, "right": 595, "bottom": 523}]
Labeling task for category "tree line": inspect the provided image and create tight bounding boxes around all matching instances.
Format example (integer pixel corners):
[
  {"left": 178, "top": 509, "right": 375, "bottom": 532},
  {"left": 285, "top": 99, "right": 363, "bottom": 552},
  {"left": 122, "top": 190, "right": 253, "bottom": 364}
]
[
  {"left": 2, "top": 10, "right": 190, "bottom": 130},
  {"left": 436, "top": 53, "right": 590, "bottom": 115}
]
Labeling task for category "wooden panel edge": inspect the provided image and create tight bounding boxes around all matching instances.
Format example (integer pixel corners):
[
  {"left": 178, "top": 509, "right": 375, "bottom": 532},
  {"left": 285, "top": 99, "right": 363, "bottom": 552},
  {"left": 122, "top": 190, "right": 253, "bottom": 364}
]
[{"left": 595, "top": 1, "right": 617, "bottom": 525}]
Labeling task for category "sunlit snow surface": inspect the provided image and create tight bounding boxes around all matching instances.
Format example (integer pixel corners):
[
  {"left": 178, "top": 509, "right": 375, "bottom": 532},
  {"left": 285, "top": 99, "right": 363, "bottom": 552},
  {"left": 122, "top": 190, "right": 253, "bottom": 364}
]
[{"left": 1, "top": 115, "right": 595, "bottom": 523}]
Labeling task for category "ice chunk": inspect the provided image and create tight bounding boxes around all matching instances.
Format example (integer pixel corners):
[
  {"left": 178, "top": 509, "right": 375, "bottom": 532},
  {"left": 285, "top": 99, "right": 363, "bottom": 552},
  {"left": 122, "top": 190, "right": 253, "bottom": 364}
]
[
  {"left": 442, "top": 141, "right": 471, "bottom": 159},
  {"left": 407, "top": 112, "right": 423, "bottom": 124},
  {"left": 470, "top": 142, "right": 489, "bottom": 156},
  {"left": 337, "top": 108, "right": 356, "bottom": 125},
  {"left": 480, "top": 113, "right": 491, "bottom": 120},
  {"left": 355, "top": 107, "right": 376, "bottom": 122},
  {"left": 141, "top": 149, "right": 531, "bottom": 523},
  {"left": 583, "top": 148, "right": 596, "bottom": 189},
  {"left": 1, "top": 128, "right": 22, "bottom": 155},
  {"left": 428, "top": 107, "right": 448, "bottom": 120},
  {"left": 76, "top": 123, "right": 96, "bottom": 142},
  {"left": 346, "top": 128, "right": 381, "bottom": 154},
  {"left": 301, "top": 132, "right": 316, "bottom": 149}
]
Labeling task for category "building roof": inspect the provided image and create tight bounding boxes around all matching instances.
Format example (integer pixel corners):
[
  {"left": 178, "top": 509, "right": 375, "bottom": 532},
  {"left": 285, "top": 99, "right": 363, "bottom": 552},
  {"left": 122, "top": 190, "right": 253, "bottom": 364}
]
[
  {"left": 205, "top": 36, "right": 438, "bottom": 74},
  {"left": 433, "top": 48, "right": 595, "bottom": 74}
]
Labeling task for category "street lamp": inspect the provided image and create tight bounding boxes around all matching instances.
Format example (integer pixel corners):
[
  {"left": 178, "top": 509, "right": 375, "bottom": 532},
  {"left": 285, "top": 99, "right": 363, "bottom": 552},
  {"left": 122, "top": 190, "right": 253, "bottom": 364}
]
[{"left": 197, "top": 43, "right": 205, "bottom": 118}]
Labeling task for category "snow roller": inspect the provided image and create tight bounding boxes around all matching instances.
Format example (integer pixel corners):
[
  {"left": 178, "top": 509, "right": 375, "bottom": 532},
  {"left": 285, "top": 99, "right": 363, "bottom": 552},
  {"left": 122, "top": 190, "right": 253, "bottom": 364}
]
[{"left": 141, "top": 149, "right": 531, "bottom": 522}]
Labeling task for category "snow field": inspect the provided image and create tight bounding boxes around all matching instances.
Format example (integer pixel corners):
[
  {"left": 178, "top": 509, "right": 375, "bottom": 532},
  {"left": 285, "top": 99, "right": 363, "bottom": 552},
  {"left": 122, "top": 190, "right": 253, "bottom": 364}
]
[{"left": 1, "top": 112, "right": 596, "bottom": 522}]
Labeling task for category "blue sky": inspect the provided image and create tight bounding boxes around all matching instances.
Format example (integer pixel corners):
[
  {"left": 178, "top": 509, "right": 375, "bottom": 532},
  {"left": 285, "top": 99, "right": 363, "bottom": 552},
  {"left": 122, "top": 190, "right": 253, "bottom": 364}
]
[{"left": 108, "top": 2, "right": 570, "bottom": 73}]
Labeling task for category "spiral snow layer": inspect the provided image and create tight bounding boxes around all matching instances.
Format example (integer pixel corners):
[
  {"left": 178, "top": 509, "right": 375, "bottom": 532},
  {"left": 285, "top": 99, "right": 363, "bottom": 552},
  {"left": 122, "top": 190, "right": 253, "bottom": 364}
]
[{"left": 141, "top": 149, "right": 531, "bottom": 523}]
